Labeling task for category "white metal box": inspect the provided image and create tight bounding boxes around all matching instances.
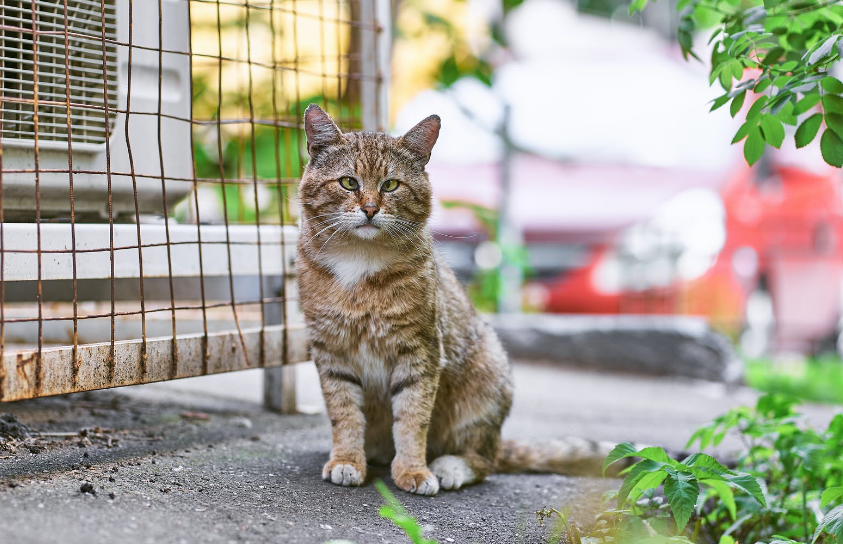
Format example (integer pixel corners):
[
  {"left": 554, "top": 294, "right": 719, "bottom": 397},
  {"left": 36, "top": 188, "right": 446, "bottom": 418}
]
[{"left": 0, "top": 0, "right": 193, "bottom": 221}]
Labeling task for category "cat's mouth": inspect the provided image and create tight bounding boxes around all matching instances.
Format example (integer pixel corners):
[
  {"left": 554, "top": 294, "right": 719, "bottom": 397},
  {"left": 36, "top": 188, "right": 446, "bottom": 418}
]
[{"left": 352, "top": 223, "right": 381, "bottom": 239}]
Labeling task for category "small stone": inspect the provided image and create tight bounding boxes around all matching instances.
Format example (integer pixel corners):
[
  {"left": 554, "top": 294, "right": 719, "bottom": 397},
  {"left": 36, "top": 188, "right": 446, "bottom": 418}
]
[
  {"left": 27, "top": 445, "right": 41, "bottom": 454},
  {"left": 108, "top": 476, "right": 115, "bottom": 483},
  {"left": 233, "top": 418, "right": 253, "bottom": 429},
  {"left": 108, "top": 492, "right": 116, "bottom": 500},
  {"left": 80, "top": 482, "right": 96, "bottom": 495},
  {"left": 83, "top": 452, "right": 89, "bottom": 458}
]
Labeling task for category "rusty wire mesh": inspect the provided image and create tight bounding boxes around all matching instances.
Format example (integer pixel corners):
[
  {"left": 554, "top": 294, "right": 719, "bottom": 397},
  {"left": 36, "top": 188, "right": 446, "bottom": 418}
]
[{"left": 0, "top": 0, "right": 387, "bottom": 401}]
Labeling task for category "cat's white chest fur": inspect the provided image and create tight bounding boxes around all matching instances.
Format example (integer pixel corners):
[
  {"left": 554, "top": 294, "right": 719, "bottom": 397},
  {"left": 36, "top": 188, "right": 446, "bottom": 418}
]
[
  {"left": 356, "top": 344, "right": 389, "bottom": 392},
  {"left": 320, "top": 245, "right": 394, "bottom": 288}
]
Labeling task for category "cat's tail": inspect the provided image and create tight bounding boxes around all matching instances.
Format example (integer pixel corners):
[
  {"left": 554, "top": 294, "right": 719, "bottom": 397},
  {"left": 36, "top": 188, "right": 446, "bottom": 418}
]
[{"left": 496, "top": 438, "right": 633, "bottom": 477}]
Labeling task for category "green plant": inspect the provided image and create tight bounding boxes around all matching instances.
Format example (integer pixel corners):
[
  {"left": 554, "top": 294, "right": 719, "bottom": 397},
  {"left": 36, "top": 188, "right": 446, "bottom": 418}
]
[
  {"left": 438, "top": 200, "right": 533, "bottom": 313},
  {"left": 601, "top": 444, "right": 765, "bottom": 538},
  {"left": 374, "top": 480, "right": 438, "bottom": 544},
  {"left": 543, "top": 394, "right": 843, "bottom": 544},
  {"left": 631, "top": 0, "right": 843, "bottom": 167},
  {"left": 746, "top": 356, "right": 843, "bottom": 405}
]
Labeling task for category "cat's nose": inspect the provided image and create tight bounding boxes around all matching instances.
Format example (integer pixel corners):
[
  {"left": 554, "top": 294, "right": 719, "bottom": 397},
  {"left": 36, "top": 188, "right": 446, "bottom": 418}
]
[{"left": 361, "top": 203, "right": 380, "bottom": 220}]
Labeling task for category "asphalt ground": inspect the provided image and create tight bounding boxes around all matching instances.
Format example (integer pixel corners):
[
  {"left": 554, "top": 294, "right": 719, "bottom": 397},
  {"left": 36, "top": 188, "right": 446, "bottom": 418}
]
[{"left": 0, "top": 361, "right": 836, "bottom": 544}]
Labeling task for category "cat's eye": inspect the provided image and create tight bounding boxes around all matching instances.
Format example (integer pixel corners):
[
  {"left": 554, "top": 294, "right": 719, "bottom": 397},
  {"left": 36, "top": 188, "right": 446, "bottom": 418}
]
[
  {"left": 381, "top": 179, "right": 400, "bottom": 192},
  {"left": 338, "top": 176, "right": 358, "bottom": 191}
]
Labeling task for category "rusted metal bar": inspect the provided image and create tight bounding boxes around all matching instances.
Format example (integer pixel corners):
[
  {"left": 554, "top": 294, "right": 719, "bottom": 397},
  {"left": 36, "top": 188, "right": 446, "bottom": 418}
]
[{"left": 1, "top": 324, "right": 308, "bottom": 402}]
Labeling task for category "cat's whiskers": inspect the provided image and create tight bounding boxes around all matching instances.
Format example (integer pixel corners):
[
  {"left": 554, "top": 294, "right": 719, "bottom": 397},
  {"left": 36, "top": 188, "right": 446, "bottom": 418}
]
[
  {"left": 385, "top": 222, "right": 430, "bottom": 256},
  {"left": 392, "top": 218, "right": 476, "bottom": 240},
  {"left": 301, "top": 211, "right": 344, "bottom": 225},
  {"left": 388, "top": 220, "right": 439, "bottom": 250},
  {"left": 303, "top": 220, "right": 345, "bottom": 247},
  {"left": 315, "top": 223, "right": 349, "bottom": 257},
  {"left": 303, "top": 216, "right": 346, "bottom": 233}
]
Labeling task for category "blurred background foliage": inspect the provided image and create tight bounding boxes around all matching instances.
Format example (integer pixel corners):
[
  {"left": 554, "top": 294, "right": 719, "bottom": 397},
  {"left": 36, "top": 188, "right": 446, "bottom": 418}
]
[{"left": 185, "top": 0, "right": 843, "bottom": 407}]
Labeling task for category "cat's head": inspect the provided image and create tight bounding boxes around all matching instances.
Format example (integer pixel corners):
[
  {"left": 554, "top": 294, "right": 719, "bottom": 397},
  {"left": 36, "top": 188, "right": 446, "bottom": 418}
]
[{"left": 299, "top": 104, "right": 440, "bottom": 247}]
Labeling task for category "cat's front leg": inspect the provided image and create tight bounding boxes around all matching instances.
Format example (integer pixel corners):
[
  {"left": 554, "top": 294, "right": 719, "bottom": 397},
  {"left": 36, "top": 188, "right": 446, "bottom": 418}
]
[
  {"left": 316, "top": 352, "right": 367, "bottom": 487},
  {"left": 389, "top": 360, "right": 440, "bottom": 496}
]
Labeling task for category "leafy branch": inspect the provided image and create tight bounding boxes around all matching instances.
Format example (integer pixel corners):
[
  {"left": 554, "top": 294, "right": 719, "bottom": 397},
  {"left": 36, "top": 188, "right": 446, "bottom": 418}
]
[{"left": 632, "top": 0, "right": 843, "bottom": 167}]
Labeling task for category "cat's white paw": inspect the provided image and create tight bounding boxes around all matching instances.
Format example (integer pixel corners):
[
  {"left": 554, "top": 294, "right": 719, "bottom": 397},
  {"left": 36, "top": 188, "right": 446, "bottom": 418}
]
[
  {"left": 415, "top": 473, "right": 440, "bottom": 496},
  {"left": 323, "top": 460, "right": 366, "bottom": 486},
  {"left": 393, "top": 469, "right": 439, "bottom": 496},
  {"left": 430, "top": 455, "right": 476, "bottom": 491}
]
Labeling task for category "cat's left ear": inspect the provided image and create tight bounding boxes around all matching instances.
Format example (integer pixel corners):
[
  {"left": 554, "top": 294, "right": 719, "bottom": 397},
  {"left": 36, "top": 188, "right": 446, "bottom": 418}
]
[
  {"left": 304, "top": 103, "right": 344, "bottom": 156},
  {"left": 399, "top": 115, "right": 441, "bottom": 165}
]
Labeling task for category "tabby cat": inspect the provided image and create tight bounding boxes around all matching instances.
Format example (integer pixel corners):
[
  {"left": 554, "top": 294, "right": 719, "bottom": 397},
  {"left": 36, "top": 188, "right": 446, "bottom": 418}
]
[{"left": 296, "top": 104, "right": 616, "bottom": 495}]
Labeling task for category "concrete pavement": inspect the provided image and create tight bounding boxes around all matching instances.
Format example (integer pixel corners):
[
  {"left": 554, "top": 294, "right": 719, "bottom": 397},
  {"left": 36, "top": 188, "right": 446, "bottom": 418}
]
[{"left": 0, "top": 361, "right": 834, "bottom": 544}]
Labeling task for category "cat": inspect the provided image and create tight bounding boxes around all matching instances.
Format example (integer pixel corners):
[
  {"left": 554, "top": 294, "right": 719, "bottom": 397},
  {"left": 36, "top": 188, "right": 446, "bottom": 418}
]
[{"left": 296, "top": 104, "right": 618, "bottom": 495}]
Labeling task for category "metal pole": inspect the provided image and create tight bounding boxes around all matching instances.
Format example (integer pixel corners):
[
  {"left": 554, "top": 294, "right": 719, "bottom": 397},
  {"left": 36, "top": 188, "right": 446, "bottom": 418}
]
[
  {"left": 497, "top": 104, "right": 523, "bottom": 313},
  {"left": 361, "top": 0, "right": 391, "bottom": 131}
]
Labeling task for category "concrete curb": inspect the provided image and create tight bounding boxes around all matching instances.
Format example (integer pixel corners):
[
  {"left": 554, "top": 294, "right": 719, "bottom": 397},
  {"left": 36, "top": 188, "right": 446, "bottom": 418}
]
[{"left": 486, "top": 314, "right": 743, "bottom": 383}]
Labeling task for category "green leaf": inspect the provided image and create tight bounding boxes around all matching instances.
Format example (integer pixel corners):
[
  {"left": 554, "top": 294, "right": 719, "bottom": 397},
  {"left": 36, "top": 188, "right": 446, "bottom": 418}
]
[
  {"left": 821, "top": 487, "right": 843, "bottom": 509},
  {"left": 617, "top": 460, "right": 665, "bottom": 506},
  {"left": 731, "top": 62, "right": 743, "bottom": 81},
  {"left": 720, "top": 67, "right": 733, "bottom": 92},
  {"left": 762, "top": 0, "right": 780, "bottom": 8},
  {"left": 682, "top": 453, "right": 734, "bottom": 477},
  {"left": 375, "top": 480, "right": 437, "bottom": 544},
  {"left": 730, "top": 91, "right": 746, "bottom": 118},
  {"left": 747, "top": 96, "right": 768, "bottom": 120},
  {"left": 702, "top": 479, "right": 737, "bottom": 520},
  {"left": 664, "top": 471, "right": 699, "bottom": 532},
  {"left": 822, "top": 77, "right": 843, "bottom": 94},
  {"left": 813, "top": 504, "right": 843, "bottom": 543},
  {"left": 795, "top": 114, "right": 823, "bottom": 148},
  {"left": 628, "top": 0, "right": 649, "bottom": 15},
  {"left": 627, "top": 470, "right": 670, "bottom": 507},
  {"left": 603, "top": 442, "right": 639, "bottom": 475},
  {"left": 824, "top": 94, "right": 843, "bottom": 115},
  {"left": 794, "top": 93, "right": 821, "bottom": 115},
  {"left": 827, "top": 113, "right": 843, "bottom": 140},
  {"left": 755, "top": 78, "right": 772, "bottom": 94},
  {"left": 807, "top": 35, "right": 841, "bottom": 65},
  {"left": 776, "top": 102, "right": 798, "bottom": 126},
  {"left": 732, "top": 120, "right": 754, "bottom": 144},
  {"left": 821, "top": 129, "right": 843, "bottom": 168},
  {"left": 761, "top": 115, "right": 785, "bottom": 148},
  {"left": 761, "top": 47, "right": 784, "bottom": 66},
  {"left": 710, "top": 93, "right": 731, "bottom": 112},
  {"left": 635, "top": 447, "right": 678, "bottom": 465},
  {"left": 744, "top": 127, "right": 765, "bottom": 166},
  {"left": 725, "top": 473, "right": 766, "bottom": 507}
]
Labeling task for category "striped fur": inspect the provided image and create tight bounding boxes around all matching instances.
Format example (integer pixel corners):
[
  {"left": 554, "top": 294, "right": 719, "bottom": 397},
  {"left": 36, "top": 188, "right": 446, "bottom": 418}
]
[{"left": 297, "top": 105, "right": 614, "bottom": 494}]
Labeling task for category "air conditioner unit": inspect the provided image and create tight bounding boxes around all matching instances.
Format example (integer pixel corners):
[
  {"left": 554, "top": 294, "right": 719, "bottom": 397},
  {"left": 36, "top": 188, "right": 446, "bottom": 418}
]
[{"left": 0, "top": 0, "right": 193, "bottom": 221}]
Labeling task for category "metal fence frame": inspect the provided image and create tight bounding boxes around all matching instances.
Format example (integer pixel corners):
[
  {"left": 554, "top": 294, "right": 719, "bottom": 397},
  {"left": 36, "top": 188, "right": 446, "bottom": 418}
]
[{"left": 0, "top": 0, "right": 391, "bottom": 411}]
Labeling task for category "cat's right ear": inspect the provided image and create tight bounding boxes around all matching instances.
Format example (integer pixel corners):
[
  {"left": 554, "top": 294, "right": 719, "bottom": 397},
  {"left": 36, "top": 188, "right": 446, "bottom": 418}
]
[
  {"left": 304, "top": 104, "right": 343, "bottom": 156},
  {"left": 399, "top": 114, "right": 441, "bottom": 166}
]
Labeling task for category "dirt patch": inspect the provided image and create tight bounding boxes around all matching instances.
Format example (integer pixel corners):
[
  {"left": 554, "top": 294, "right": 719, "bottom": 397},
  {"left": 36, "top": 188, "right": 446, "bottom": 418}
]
[{"left": 0, "top": 413, "right": 31, "bottom": 441}]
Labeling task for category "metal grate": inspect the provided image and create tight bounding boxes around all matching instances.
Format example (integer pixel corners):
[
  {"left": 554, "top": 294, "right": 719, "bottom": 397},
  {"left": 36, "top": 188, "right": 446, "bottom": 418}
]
[
  {"left": 0, "top": 0, "right": 390, "bottom": 406},
  {"left": 0, "top": 0, "right": 118, "bottom": 145}
]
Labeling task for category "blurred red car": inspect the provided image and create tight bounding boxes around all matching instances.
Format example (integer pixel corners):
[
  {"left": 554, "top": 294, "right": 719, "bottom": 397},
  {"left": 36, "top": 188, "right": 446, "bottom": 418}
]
[{"left": 427, "top": 155, "right": 843, "bottom": 355}]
